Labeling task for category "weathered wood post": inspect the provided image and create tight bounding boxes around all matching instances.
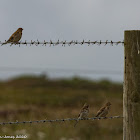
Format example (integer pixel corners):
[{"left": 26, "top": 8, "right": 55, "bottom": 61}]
[{"left": 123, "top": 30, "right": 140, "bottom": 140}]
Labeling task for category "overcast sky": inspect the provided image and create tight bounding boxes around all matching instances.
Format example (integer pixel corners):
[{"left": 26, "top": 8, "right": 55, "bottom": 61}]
[{"left": 0, "top": 0, "right": 140, "bottom": 81}]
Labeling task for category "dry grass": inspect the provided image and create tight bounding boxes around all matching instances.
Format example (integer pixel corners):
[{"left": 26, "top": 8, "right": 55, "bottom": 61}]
[{"left": 0, "top": 75, "right": 123, "bottom": 140}]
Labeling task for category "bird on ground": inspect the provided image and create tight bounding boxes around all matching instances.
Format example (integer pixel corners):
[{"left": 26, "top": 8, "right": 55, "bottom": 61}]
[
  {"left": 2, "top": 28, "right": 23, "bottom": 45},
  {"left": 74, "top": 103, "right": 89, "bottom": 127},
  {"left": 95, "top": 102, "right": 111, "bottom": 117}
]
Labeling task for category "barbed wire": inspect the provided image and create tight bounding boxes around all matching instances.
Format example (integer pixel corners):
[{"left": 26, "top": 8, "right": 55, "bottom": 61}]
[
  {"left": 0, "top": 116, "right": 123, "bottom": 126},
  {"left": 0, "top": 40, "right": 124, "bottom": 46}
]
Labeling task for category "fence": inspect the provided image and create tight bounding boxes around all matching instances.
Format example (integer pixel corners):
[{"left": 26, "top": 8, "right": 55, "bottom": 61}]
[{"left": 0, "top": 30, "right": 140, "bottom": 140}]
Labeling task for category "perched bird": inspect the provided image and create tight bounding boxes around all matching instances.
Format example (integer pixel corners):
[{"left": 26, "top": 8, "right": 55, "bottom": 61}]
[
  {"left": 74, "top": 103, "right": 89, "bottom": 127},
  {"left": 2, "top": 28, "right": 23, "bottom": 45},
  {"left": 95, "top": 102, "right": 111, "bottom": 117}
]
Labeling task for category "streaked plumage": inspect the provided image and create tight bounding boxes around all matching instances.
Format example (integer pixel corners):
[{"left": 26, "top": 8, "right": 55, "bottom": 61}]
[
  {"left": 74, "top": 103, "right": 89, "bottom": 127},
  {"left": 2, "top": 28, "right": 23, "bottom": 45},
  {"left": 95, "top": 102, "right": 111, "bottom": 117}
]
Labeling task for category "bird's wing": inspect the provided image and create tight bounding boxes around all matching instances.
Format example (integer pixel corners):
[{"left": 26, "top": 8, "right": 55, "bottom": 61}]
[
  {"left": 14, "top": 32, "right": 22, "bottom": 42},
  {"left": 99, "top": 109, "right": 108, "bottom": 117},
  {"left": 7, "top": 30, "right": 21, "bottom": 43},
  {"left": 7, "top": 35, "right": 14, "bottom": 43},
  {"left": 96, "top": 106, "right": 105, "bottom": 117}
]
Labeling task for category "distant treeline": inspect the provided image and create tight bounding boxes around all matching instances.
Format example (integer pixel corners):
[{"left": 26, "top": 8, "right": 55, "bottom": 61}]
[{"left": 0, "top": 75, "right": 122, "bottom": 92}]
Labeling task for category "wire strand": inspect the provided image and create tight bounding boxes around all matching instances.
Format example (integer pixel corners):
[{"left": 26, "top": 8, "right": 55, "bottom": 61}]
[
  {"left": 0, "top": 40, "right": 124, "bottom": 46},
  {"left": 0, "top": 116, "right": 123, "bottom": 125}
]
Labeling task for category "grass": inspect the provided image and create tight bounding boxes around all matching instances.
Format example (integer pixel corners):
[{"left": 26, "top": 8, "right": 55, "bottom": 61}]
[{"left": 0, "top": 75, "right": 123, "bottom": 140}]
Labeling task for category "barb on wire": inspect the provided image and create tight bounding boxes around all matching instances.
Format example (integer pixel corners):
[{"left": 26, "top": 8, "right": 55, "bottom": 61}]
[
  {"left": 0, "top": 40, "right": 124, "bottom": 47},
  {"left": 0, "top": 116, "right": 123, "bottom": 126}
]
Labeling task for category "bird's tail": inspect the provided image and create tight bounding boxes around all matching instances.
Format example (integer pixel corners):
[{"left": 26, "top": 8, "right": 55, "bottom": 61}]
[
  {"left": 74, "top": 118, "right": 80, "bottom": 127},
  {"left": 1, "top": 42, "right": 7, "bottom": 46},
  {"left": 1, "top": 41, "right": 8, "bottom": 46},
  {"left": 74, "top": 120, "right": 79, "bottom": 127}
]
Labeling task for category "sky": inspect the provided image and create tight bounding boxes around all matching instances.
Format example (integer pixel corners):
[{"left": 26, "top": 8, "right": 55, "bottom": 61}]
[{"left": 0, "top": 0, "right": 140, "bottom": 81}]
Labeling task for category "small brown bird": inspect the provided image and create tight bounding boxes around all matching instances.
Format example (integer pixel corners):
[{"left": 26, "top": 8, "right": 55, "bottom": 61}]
[
  {"left": 2, "top": 28, "right": 23, "bottom": 45},
  {"left": 74, "top": 103, "right": 89, "bottom": 127},
  {"left": 95, "top": 102, "right": 111, "bottom": 117}
]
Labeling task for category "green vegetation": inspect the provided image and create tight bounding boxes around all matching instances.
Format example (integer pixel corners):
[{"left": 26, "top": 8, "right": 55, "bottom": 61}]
[{"left": 0, "top": 75, "right": 123, "bottom": 140}]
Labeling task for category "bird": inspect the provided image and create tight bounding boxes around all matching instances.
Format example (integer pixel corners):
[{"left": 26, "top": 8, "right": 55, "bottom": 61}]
[
  {"left": 2, "top": 28, "right": 23, "bottom": 45},
  {"left": 95, "top": 102, "right": 111, "bottom": 117},
  {"left": 74, "top": 103, "right": 89, "bottom": 127}
]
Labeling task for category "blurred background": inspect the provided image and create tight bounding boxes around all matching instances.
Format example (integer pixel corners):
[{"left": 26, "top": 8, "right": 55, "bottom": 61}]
[{"left": 0, "top": 0, "right": 140, "bottom": 139}]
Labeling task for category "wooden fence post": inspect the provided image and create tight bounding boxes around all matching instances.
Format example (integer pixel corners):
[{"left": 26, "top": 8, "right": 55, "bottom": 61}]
[{"left": 123, "top": 30, "right": 140, "bottom": 140}]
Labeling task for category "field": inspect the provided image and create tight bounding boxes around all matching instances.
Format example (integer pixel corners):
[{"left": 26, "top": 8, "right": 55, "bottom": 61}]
[{"left": 0, "top": 75, "right": 123, "bottom": 140}]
